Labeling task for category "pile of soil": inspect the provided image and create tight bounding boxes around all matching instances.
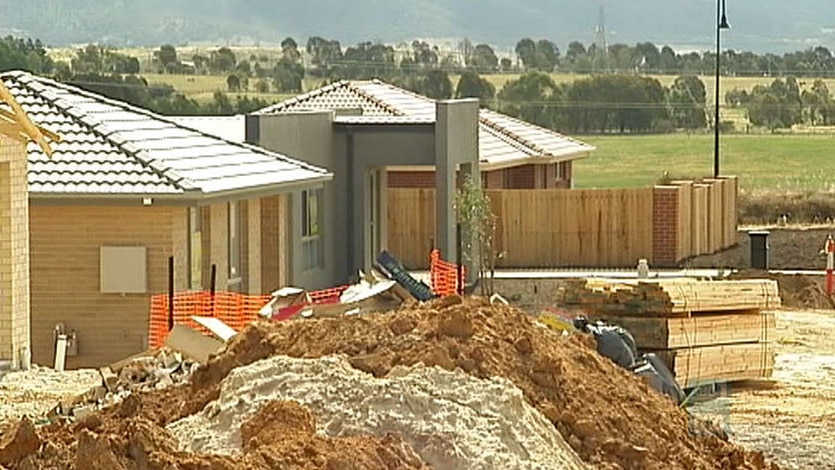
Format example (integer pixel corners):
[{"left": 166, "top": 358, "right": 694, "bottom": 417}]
[
  {"left": 167, "top": 355, "right": 587, "bottom": 469},
  {"left": 730, "top": 270, "right": 834, "bottom": 310},
  {"left": 9, "top": 296, "right": 779, "bottom": 470},
  {"left": 9, "top": 394, "right": 426, "bottom": 470}
]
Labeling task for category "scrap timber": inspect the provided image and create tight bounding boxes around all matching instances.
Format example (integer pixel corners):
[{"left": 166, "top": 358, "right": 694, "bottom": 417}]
[{"left": 563, "top": 278, "right": 779, "bottom": 388}]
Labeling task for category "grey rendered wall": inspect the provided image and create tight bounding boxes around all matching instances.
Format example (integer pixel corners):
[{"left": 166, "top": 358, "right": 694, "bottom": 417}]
[
  {"left": 336, "top": 126, "right": 435, "bottom": 276},
  {"left": 249, "top": 111, "right": 343, "bottom": 290}
]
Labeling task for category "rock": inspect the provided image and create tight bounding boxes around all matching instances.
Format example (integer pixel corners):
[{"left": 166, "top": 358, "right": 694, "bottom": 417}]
[
  {"left": 75, "top": 429, "right": 126, "bottom": 470},
  {"left": 0, "top": 417, "right": 41, "bottom": 467}
]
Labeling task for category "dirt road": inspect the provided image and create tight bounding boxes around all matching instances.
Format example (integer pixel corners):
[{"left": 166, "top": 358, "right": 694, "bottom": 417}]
[{"left": 692, "top": 309, "right": 835, "bottom": 470}]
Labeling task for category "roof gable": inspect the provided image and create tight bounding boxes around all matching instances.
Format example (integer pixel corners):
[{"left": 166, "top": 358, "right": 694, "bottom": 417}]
[
  {"left": 1, "top": 71, "right": 330, "bottom": 197},
  {"left": 257, "top": 79, "right": 595, "bottom": 169}
]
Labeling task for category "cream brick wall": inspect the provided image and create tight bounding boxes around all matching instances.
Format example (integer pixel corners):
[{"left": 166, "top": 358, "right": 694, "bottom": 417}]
[
  {"left": 0, "top": 136, "right": 30, "bottom": 367},
  {"left": 29, "top": 205, "right": 176, "bottom": 368}
]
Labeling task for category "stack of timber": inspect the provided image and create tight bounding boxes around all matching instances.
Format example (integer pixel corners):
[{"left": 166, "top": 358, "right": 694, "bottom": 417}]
[{"left": 563, "top": 278, "right": 779, "bottom": 388}]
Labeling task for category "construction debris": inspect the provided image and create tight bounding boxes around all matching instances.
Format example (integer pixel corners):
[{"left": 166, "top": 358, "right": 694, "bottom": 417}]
[
  {"left": 6, "top": 297, "right": 779, "bottom": 469},
  {"left": 0, "top": 366, "right": 100, "bottom": 424}
]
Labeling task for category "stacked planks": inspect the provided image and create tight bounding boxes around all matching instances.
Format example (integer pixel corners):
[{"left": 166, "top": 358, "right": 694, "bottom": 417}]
[{"left": 563, "top": 278, "right": 779, "bottom": 388}]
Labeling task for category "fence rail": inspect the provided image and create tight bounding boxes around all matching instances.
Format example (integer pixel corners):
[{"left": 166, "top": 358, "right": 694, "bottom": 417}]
[{"left": 387, "top": 177, "right": 738, "bottom": 270}]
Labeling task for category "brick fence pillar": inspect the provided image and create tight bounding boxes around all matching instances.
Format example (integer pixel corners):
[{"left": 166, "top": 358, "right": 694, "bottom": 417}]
[{"left": 653, "top": 186, "right": 681, "bottom": 267}]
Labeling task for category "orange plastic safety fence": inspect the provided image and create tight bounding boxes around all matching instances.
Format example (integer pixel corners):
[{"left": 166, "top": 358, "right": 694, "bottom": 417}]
[
  {"left": 148, "top": 291, "right": 272, "bottom": 349},
  {"left": 429, "top": 249, "right": 465, "bottom": 297}
]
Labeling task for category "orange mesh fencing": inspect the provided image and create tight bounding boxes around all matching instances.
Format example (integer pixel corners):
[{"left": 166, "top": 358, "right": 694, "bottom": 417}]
[
  {"left": 430, "top": 249, "right": 466, "bottom": 297},
  {"left": 148, "top": 291, "right": 272, "bottom": 349}
]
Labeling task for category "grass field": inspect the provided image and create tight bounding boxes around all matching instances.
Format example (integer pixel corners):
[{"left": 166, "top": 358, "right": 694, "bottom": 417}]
[{"left": 573, "top": 133, "right": 835, "bottom": 193}]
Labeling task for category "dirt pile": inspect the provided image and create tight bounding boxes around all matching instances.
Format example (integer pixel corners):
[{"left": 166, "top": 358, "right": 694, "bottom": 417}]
[
  {"left": 168, "top": 355, "right": 588, "bottom": 469},
  {"left": 13, "top": 296, "right": 780, "bottom": 469},
  {"left": 730, "top": 270, "right": 834, "bottom": 309},
  {"left": 182, "top": 296, "right": 774, "bottom": 469},
  {"left": 16, "top": 393, "right": 427, "bottom": 470}
]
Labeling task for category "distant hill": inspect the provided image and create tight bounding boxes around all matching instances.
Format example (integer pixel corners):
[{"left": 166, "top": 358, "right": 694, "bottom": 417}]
[{"left": 1, "top": 0, "right": 833, "bottom": 53}]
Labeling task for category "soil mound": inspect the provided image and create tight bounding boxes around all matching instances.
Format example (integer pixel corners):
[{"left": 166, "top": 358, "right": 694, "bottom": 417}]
[
  {"left": 16, "top": 296, "right": 779, "bottom": 470},
  {"left": 168, "top": 355, "right": 587, "bottom": 469},
  {"left": 731, "top": 270, "right": 834, "bottom": 309},
  {"left": 181, "top": 296, "right": 774, "bottom": 470}
]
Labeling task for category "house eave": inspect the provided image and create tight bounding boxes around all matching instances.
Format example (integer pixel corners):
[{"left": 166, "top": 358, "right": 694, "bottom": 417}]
[{"left": 28, "top": 174, "right": 333, "bottom": 207}]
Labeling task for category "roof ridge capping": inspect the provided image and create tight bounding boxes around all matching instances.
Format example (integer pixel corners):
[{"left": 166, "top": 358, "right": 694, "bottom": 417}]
[
  {"left": 255, "top": 80, "right": 351, "bottom": 115},
  {"left": 479, "top": 109, "right": 595, "bottom": 156}
]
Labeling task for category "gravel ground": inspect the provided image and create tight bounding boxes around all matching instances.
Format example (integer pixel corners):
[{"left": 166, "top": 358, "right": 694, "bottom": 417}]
[
  {"left": 690, "top": 309, "right": 835, "bottom": 470},
  {"left": 0, "top": 366, "right": 100, "bottom": 423}
]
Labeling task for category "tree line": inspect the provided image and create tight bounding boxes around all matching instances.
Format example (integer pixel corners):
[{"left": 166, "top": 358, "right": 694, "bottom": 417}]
[{"left": 2, "top": 34, "right": 834, "bottom": 132}]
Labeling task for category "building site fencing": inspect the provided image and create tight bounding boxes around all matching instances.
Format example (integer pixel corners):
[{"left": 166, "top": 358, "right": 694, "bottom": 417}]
[{"left": 387, "top": 176, "right": 738, "bottom": 270}]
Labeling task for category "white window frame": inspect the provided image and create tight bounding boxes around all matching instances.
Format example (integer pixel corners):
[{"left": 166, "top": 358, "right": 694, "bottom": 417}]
[
  {"left": 228, "top": 201, "right": 243, "bottom": 288},
  {"left": 301, "top": 189, "right": 323, "bottom": 271},
  {"left": 187, "top": 206, "right": 203, "bottom": 290}
]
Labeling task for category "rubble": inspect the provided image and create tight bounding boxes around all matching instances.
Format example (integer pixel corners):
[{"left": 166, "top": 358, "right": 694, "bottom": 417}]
[
  {"left": 168, "top": 355, "right": 589, "bottom": 469},
  {"left": 47, "top": 347, "right": 199, "bottom": 422},
  {"left": 0, "top": 366, "right": 100, "bottom": 423}
]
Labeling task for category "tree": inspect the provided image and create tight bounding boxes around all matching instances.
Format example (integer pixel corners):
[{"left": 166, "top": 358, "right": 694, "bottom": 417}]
[
  {"left": 71, "top": 44, "right": 104, "bottom": 73},
  {"left": 227, "top": 74, "right": 242, "bottom": 92},
  {"left": 499, "top": 57, "right": 512, "bottom": 72},
  {"left": 468, "top": 44, "right": 498, "bottom": 73},
  {"left": 455, "top": 70, "right": 496, "bottom": 102},
  {"left": 455, "top": 173, "right": 498, "bottom": 295},
  {"left": 306, "top": 36, "right": 343, "bottom": 77},
  {"left": 566, "top": 41, "right": 587, "bottom": 62},
  {"left": 515, "top": 38, "right": 537, "bottom": 69},
  {"left": 157, "top": 45, "right": 178, "bottom": 69},
  {"left": 209, "top": 47, "right": 237, "bottom": 73},
  {"left": 336, "top": 41, "right": 396, "bottom": 79},
  {"left": 0, "top": 36, "right": 54, "bottom": 74},
  {"left": 422, "top": 70, "right": 452, "bottom": 99},
  {"left": 281, "top": 37, "right": 301, "bottom": 63},
  {"left": 411, "top": 40, "right": 438, "bottom": 68},
  {"left": 255, "top": 79, "right": 271, "bottom": 93},
  {"left": 272, "top": 59, "right": 304, "bottom": 92},
  {"left": 534, "top": 39, "right": 560, "bottom": 71},
  {"left": 498, "top": 72, "right": 562, "bottom": 129},
  {"left": 668, "top": 75, "right": 707, "bottom": 129},
  {"left": 235, "top": 60, "right": 251, "bottom": 75}
]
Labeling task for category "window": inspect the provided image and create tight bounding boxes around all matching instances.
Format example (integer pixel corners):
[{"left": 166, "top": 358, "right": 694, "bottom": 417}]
[
  {"left": 228, "top": 201, "right": 243, "bottom": 287},
  {"left": 301, "top": 189, "right": 323, "bottom": 270},
  {"left": 187, "top": 207, "right": 202, "bottom": 290}
]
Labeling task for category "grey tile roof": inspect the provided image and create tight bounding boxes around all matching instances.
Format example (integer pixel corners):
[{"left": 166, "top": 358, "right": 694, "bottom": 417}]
[
  {"left": 257, "top": 79, "right": 595, "bottom": 169},
  {"left": 0, "top": 71, "right": 330, "bottom": 197}
]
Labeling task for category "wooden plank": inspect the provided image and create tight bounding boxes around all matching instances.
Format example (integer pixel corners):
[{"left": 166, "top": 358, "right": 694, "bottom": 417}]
[
  {"left": 591, "top": 312, "right": 776, "bottom": 349},
  {"left": 650, "top": 342, "right": 775, "bottom": 388}
]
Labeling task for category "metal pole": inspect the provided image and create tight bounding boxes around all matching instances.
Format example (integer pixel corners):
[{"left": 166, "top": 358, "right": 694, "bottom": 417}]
[
  {"left": 456, "top": 223, "right": 463, "bottom": 296},
  {"left": 167, "top": 256, "right": 174, "bottom": 332},
  {"left": 713, "top": 0, "right": 721, "bottom": 178},
  {"left": 210, "top": 264, "right": 217, "bottom": 316}
]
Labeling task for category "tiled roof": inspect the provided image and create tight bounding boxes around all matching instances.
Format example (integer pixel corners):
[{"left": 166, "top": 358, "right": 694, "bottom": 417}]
[
  {"left": 0, "top": 71, "right": 330, "bottom": 198},
  {"left": 257, "top": 79, "right": 595, "bottom": 169}
]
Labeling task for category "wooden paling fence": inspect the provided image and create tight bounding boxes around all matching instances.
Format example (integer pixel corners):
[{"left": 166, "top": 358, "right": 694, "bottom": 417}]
[{"left": 387, "top": 176, "right": 738, "bottom": 269}]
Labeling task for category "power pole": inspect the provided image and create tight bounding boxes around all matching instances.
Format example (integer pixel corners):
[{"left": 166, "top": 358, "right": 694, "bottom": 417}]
[{"left": 592, "top": 4, "right": 610, "bottom": 74}]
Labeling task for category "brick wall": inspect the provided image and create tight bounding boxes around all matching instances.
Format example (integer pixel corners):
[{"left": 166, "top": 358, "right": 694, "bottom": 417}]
[
  {"left": 29, "top": 205, "right": 177, "bottom": 368},
  {"left": 652, "top": 186, "right": 681, "bottom": 267},
  {"left": 0, "top": 136, "right": 30, "bottom": 367}
]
